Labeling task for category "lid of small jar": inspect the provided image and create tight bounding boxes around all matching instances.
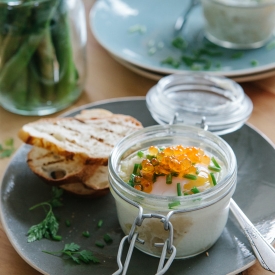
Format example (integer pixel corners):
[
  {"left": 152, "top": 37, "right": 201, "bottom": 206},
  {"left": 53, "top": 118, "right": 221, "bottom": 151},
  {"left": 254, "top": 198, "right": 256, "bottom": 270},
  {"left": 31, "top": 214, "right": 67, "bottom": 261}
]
[{"left": 146, "top": 73, "right": 253, "bottom": 135}]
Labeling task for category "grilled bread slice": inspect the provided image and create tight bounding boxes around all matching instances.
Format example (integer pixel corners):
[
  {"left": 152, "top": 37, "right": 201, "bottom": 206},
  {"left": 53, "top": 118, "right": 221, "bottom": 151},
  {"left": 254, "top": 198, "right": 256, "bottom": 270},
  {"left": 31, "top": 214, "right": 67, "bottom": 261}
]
[
  {"left": 19, "top": 110, "right": 143, "bottom": 165},
  {"left": 27, "top": 146, "right": 97, "bottom": 186}
]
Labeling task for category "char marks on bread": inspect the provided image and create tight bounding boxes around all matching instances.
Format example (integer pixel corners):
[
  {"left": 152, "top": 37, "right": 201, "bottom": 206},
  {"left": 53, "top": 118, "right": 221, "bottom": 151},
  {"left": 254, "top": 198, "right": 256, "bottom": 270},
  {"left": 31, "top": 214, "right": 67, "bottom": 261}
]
[{"left": 19, "top": 110, "right": 143, "bottom": 165}]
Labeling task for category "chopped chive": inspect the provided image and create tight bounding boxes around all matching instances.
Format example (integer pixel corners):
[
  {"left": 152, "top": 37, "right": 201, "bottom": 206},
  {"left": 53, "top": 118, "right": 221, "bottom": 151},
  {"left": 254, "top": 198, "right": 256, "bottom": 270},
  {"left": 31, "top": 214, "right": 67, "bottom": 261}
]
[
  {"left": 52, "top": 235, "right": 62, "bottom": 241},
  {"left": 168, "top": 201, "right": 180, "bottom": 209},
  {"left": 184, "top": 174, "right": 197, "bottom": 180},
  {"left": 137, "top": 151, "right": 144, "bottom": 158},
  {"left": 166, "top": 173, "right": 173, "bottom": 184},
  {"left": 184, "top": 192, "right": 189, "bottom": 196},
  {"left": 171, "top": 172, "right": 179, "bottom": 177},
  {"left": 231, "top": 52, "right": 243, "bottom": 59},
  {"left": 177, "top": 183, "right": 182, "bottom": 196},
  {"left": 196, "top": 168, "right": 200, "bottom": 175},
  {"left": 208, "top": 165, "right": 221, "bottom": 172},
  {"left": 95, "top": 241, "right": 105, "bottom": 248},
  {"left": 65, "top": 220, "right": 71, "bottom": 227},
  {"left": 97, "top": 219, "right": 103, "bottom": 228},
  {"left": 132, "top": 163, "right": 139, "bottom": 175},
  {"left": 146, "top": 155, "right": 155, "bottom": 160},
  {"left": 210, "top": 172, "right": 217, "bottom": 186},
  {"left": 191, "top": 186, "right": 200, "bottom": 194},
  {"left": 211, "top": 157, "right": 221, "bottom": 168},
  {"left": 251, "top": 60, "right": 258, "bottom": 66},
  {"left": 104, "top": 233, "right": 113, "bottom": 243},
  {"left": 82, "top": 231, "right": 90, "bottom": 238},
  {"left": 128, "top": 174, "right": 135, "bottom": 187}
]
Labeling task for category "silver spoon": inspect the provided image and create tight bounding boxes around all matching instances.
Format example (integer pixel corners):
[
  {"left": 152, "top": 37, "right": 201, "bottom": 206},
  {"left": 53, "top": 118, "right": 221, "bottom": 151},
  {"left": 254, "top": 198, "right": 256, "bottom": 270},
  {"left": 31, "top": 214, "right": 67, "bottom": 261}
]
[
  {"left": 230, "top": 198, "right": 275, "bottom": 272},
  {"left": 174, "top": 0, "right": 200, "bottom": 33}
]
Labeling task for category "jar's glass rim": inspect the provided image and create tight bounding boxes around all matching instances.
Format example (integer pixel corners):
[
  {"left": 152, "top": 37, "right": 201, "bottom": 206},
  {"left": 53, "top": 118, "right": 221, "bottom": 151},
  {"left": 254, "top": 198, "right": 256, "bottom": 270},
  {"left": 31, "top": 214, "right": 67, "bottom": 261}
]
[{"left": 109, "top": 124, "right": 237, "bottom": 209}]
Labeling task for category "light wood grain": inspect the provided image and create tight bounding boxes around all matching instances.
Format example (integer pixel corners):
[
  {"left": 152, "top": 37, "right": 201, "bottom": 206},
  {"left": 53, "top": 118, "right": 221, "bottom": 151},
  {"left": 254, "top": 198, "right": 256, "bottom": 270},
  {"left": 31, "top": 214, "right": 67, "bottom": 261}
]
[{"left": 1, "top": 0, "right": 275, "bottom": 274}]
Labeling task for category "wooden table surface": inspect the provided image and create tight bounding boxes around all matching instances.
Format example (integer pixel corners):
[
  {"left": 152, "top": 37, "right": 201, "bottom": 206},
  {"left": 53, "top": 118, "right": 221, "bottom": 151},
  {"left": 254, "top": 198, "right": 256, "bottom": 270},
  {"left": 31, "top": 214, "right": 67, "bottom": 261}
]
[{"left": 1, "top": 1, "right": 275, "bottom": 274}]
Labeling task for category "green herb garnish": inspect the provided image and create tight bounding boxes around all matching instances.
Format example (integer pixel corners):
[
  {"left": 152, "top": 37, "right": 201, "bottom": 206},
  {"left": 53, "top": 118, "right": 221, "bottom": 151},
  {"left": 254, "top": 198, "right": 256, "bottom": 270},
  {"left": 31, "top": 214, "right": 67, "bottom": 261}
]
[
  {"left": 208, "top": 165, "right": 221, "bottom": 172},
  {"left": 177, "top": 183, "right": 182, "bottom": 196},
  {"left": 82, "top": 231, "right": 90, "bottom": 238},
  {"left": 27, "top": 202, "right": 60, "bottom": 243},
  {"left": 251, "top": 60, "right": 258, "bottom": 66},
  {"left": 168, "top": 201, "right": 181, "bottom": 209},
  {"left": 103, "top": 233, "right": 113, "bottom": 243},
  {"left": 172, "top": 36, "right": 187, "bottom": 50},
  {"left": 231, "top": 52, "right": 243, "bottom": 59},
  {"left": 0, "top": 138, "right": 15, "bottom": 158},
  {"left": 97, "top": 219, "right": 103, "bottom": 228},
  {"left": 191, "top": 186, "right": 200, "bottom": 194},
  {"left": 211, "top": 157, "right": 221, "bottom": 169},
  {"left": 128, "top": 173, "right": 136, "bottom": 187},
  {"left": 210, "top": 172, "right": 217, "bottom": 186},
  {"left": 48, "top": 187, "right": 63, "bottom": 208},
  {"left": 166, "top": 173, "right": 173, "bottom": 184},
  {"left": 137, "top": 151, "right": 144, "bottom": 158},
  {"left": 161, "top": 56, "right": 180, "bottom": 68},
  {"left": 184, "top": 174, "right": 197, "bottom": 180},
  {"left": 95, "top": 241, "right": 104, "bottom": 248},
  {"left": 266, "top": 40, "right": 275, "bottom": 50},
  {"left": 65, "top": 220, "right": 71, "bottom": 227},
  {"left": 132, "top": 163, "right": 140, "bottom": 175},
  {"left": 42, "top": 243, "right": 100, "bottom": 264}
]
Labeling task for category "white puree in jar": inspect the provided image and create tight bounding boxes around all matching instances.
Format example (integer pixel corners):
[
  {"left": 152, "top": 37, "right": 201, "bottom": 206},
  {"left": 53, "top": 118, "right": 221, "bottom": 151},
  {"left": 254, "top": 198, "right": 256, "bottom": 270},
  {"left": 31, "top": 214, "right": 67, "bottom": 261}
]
[
  {"left": 201, "top": 0, "right": 275, "bottom": 48},
  {"left": 115, "top": 146, "right": 232, "bottom": 258}
]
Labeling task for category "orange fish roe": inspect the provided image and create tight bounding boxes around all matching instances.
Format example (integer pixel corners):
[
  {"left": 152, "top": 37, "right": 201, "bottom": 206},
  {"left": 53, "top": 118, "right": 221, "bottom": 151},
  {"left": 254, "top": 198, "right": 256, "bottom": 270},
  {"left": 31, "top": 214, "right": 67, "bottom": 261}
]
[{"left": 129, "top": 145, "right": 216, "bottom": 194}]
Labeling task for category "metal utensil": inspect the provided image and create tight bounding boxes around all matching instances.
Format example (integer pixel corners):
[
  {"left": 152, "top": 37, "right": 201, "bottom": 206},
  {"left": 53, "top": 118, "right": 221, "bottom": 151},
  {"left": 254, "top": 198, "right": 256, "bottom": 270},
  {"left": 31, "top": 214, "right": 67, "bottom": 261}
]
[
  {"left": 174, "top": 0, "right": 200, "bottom": 33},
  {"left": 230, "top": 198, "right": 275, "bottom": 272}
]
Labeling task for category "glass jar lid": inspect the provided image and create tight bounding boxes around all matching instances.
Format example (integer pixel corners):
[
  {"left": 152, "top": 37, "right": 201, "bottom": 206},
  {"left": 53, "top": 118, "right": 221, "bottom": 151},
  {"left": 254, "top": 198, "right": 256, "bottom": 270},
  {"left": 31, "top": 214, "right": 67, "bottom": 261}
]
[{"left": 146, "top": 73, "right": 253, "bottom": 135}]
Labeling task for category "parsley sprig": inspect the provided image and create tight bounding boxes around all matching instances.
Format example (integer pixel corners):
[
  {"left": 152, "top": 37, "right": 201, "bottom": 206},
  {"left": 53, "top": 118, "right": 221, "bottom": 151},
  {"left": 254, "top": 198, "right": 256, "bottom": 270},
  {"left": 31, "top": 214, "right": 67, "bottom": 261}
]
[
  {"left": 42, "top": 243, "right": 100, "bottom": 264},
  {"left": 27, "top": 202, "right": 60, "bottom": 243},
  {"left": 27, "top": 187, "right": 63, "bottom": 242},
  {"left": 48, "top": 187, "right": 63, "bottom": 208},
  {"left": 0, "top": 138, "right": 15, "bottom": 158}
]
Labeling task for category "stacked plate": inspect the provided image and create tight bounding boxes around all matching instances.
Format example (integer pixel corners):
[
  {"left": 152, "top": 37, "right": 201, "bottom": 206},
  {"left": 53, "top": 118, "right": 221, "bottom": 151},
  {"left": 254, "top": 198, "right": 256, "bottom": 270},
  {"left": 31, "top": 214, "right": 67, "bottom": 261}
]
[{"left": 90, "top": 0, "right": 275, "bottom": 82}]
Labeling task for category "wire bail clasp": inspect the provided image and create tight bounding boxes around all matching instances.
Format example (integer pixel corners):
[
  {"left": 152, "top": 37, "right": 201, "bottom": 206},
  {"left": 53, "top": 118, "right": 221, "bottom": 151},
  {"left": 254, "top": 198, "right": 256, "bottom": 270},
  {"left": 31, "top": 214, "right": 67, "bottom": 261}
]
[{"left": 113, "top": 204, "right": 177, "bottom": 275}]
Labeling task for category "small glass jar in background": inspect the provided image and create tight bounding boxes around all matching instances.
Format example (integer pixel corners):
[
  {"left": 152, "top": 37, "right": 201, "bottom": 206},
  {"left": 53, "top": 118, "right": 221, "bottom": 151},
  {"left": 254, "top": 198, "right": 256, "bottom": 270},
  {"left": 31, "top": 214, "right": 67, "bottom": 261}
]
[
  {"left": 201, "top": 0, "right": 275, "bottom": 49},
  {"left": 0, "top": 0, "right": 86, "bottom": 116}
]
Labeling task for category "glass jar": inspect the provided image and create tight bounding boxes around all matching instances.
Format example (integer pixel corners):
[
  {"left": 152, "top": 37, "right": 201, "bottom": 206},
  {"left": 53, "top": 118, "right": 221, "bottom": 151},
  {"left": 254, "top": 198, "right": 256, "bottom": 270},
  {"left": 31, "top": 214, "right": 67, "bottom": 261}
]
[
  {"left": 201, "top": 0, "right": 275, "bottom": 49},
  {"left": 109, "top": 124, "right": 237, "bottom": 258},
  {"left": 0, "top": 0, "right": 86, "bottom": 116}
]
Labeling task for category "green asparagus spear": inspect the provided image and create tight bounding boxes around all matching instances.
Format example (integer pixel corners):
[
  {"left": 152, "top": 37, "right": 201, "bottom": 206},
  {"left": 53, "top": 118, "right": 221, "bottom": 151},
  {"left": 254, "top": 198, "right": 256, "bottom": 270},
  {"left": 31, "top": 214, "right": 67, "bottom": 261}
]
[
  {"left": 0, "top": 1, "right": 33, "bottom": 70},
  {"left": 51, "top": 0, "right": 79, "bottom": 102}
]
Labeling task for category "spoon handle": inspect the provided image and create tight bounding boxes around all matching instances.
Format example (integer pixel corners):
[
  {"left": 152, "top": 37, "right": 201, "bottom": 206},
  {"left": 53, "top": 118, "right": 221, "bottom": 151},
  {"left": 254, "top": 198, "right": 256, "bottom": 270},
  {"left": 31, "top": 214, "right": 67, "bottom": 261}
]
[{"left": 230, "top": 198, "right": 275, "bottom": 273}]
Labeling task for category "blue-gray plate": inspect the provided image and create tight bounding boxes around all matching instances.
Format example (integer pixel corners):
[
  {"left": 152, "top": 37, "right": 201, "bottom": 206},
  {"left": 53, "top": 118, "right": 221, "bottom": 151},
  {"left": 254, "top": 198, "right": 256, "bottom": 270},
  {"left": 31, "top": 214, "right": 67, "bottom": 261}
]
[
  {"left": 90, "top": 0, "right": 275, "bottom": 77},
  {"left": 1, "top": 98, "right": 275, "bottom": 275}
]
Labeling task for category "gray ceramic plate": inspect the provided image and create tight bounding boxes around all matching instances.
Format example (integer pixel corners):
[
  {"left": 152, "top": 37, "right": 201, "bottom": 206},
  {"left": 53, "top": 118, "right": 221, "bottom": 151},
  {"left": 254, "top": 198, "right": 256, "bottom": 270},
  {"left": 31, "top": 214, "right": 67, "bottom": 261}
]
[{"left": 1, "top": 97, "right": 275, "bottom": 275}]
